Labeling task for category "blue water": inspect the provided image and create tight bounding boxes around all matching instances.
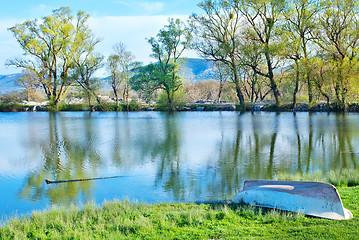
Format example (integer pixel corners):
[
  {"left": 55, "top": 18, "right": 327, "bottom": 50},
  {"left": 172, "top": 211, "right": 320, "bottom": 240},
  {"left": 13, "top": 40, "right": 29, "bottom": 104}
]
[{"left": 0, "top": 111, "right": 358, "bottom": 221}]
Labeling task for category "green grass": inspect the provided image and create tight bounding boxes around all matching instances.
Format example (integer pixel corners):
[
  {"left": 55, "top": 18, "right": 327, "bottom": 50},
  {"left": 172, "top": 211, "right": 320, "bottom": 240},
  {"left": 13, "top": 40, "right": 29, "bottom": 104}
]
[
  {"left": 275, "top": 169, "right": 359, "bottom": 187},
  {"left": 1, "top": 187, "right": 358, "bottom": 239}
]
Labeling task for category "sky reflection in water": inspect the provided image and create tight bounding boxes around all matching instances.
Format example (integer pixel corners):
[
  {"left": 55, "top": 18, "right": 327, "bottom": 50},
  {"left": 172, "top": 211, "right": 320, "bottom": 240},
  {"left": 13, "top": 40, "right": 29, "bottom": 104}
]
[{"left": 0, "top": 111, "right": 358, "bottom": 220}]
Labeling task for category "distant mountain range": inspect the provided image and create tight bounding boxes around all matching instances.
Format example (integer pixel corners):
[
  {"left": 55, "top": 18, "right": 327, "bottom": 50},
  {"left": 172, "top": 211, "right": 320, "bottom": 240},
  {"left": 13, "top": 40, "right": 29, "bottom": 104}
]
[
  {"left": 0, "top": 58, "right": 216, "bottom": 94},
  {"left": 179, "top": 58, "right": 215, "bottom": 82},
  {"left": 0, "top": 73, "right": 23, "bottom": 94}
]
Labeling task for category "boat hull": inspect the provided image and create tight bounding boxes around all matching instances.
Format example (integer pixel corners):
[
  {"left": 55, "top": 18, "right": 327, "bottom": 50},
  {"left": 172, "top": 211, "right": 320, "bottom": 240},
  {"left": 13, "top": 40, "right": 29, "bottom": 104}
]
[{"left": 233, "top": 180, "right": 353, "bottom": 220}]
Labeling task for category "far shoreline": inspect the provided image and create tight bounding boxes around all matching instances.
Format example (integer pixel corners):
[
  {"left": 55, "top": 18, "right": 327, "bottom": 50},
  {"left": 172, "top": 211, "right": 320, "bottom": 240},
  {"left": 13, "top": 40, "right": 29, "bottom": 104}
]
[{"left": 1, "top": 102, "right": 359, "bottom": 113}]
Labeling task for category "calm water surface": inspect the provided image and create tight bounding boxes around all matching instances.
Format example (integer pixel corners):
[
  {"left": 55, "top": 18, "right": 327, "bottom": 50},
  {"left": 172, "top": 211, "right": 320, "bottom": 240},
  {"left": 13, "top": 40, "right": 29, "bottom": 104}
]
[{"left": 0, "top": 111, "right": 358, "bottom": 220}]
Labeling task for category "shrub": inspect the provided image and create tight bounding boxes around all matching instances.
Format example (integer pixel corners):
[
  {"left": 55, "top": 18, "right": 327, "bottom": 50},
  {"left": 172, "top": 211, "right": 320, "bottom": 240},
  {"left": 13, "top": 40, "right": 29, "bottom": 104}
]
[
  {"left": 59, "top": 104, "right": 86, "bottom": 111},
  {"left": 127, "top": 101, "right": 141, "bottom": 111},
  {"left": 157, "top": 89, "right": 186, "bottom": 111},
  {"left": 0, "top": 103, "right": 24, "bottom": 112}
]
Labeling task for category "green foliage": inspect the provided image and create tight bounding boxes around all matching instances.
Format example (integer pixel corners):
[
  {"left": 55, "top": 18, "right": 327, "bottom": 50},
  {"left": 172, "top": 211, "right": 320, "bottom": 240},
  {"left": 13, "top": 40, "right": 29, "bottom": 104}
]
[
  {"left": 0, "top": 103, "right": 24, "bottom": 112},
  {"left": 58, "top": 104, "right": 86, "bottom": 111},
  {"left": 130, "top": 62, "right": 182, "bottom": 105},
  {"left": 101, "top": 103, "right": 123, "bottom": 111},
  {"left": 127, "top": 100, "right": 141, "bottom": 111},
  {"left": 157, "top": 88, "right": 186, "bottom": 111},
  {"left": 1, "top": 187, "right": 359, "bottom": 239},
  {"left": 8, "top": 7, "right": 100, "bottom": 107},
  {"left": 130, "top": 18, "right": 191, "bottom": 110}
]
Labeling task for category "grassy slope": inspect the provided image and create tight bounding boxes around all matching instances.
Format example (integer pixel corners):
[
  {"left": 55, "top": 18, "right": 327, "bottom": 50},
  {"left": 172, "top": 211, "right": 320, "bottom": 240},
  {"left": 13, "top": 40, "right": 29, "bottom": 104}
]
[{"left": 1, "top": 187, "right": 358, "bottom": 240}]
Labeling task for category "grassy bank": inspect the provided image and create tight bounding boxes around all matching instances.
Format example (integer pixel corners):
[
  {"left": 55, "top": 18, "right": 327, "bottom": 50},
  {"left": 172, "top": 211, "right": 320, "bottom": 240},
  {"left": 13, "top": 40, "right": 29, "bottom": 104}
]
[
  {"left": 275, "top": 169, "right": 359, "bottom": 187},
  {"left": 1, "top": 186, "right": 358, "bottom": 239}
]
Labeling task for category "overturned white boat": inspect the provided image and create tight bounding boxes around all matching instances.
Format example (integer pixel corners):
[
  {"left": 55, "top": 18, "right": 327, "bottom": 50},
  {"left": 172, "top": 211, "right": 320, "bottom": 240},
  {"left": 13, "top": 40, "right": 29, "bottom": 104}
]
[{"left": 233, "top": 180, "right": 353, "bottom": 220}]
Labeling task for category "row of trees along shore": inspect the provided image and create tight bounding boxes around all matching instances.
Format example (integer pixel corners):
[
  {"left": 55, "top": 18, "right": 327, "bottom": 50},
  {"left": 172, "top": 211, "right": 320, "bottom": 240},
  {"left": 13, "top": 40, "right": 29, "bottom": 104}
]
[{"left": 5, "top": 0, "right": 359, "bottom": 111}]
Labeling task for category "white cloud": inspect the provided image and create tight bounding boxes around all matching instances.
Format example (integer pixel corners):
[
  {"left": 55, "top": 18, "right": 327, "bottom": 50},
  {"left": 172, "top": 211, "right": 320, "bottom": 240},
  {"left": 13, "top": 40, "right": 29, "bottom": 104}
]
[
  {"left": 114, "top": 1, "right": 165, "bottom": 14},
  {"left": 138, "top": 2, "right": 165, "bottom": 13},
  {"left": 0, "top": 14, "right": 199, "bottom": 75},
  {"left": 88, "top": 14, "right": 197, "bottom": 77}
]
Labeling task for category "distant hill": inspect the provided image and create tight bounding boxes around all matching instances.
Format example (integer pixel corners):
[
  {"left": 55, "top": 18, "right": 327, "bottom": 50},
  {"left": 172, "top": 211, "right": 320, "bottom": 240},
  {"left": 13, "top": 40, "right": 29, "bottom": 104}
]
[
  {"left": 0, "top": 58, "right": 216, "bottom": 94},
  {"left": 179, "top": 58, "right": 215, "bottom": 83},
  {"left": 0, "top": 73, "right": 23, "bottom": 94}
]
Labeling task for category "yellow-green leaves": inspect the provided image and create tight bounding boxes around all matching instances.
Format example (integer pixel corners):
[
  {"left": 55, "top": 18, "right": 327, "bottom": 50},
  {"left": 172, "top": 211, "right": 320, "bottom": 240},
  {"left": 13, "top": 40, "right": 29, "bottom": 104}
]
[{"left": 8, "top": 7, "right": 99, "bottom": 108}]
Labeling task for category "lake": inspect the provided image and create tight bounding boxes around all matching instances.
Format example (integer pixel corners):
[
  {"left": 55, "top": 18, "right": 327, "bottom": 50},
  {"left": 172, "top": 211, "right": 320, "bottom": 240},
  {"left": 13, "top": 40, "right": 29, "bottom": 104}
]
[{"left": 0, "top": 111, "right": 358, "bottom": 221}]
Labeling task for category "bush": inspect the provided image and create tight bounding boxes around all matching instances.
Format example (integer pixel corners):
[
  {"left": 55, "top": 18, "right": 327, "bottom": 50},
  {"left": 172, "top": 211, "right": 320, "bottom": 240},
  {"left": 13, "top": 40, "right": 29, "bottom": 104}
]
[
  {"left": 0, "top": 103, "right": 24, "bottom": 112},
  {"left": 58, "top": 104, "right": 86, "bottom": 111},
  {"left": 100, "top": 103, "right": 123, "bottom": 111},
  {"left": 127, "top": 100, "right": 142, "bottom": 111},
  {"left": 157, "top": 89, "right": 186, "bottom": 111}
]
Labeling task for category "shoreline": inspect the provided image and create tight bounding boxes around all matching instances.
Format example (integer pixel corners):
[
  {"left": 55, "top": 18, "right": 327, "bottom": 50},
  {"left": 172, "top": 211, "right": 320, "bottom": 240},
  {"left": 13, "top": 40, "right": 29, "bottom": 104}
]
[{"left": 1, "top": 102, "right": 359, "bottom": 113}]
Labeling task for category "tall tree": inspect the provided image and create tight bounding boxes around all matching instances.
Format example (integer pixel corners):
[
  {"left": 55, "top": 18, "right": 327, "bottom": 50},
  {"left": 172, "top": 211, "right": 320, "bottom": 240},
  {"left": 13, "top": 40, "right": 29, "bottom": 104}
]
[
  {"left": 213, "top": 61, "right": 231, "bottom": 102},
  {"left": 239, "top": 0, "right": 286, "bottom": 107},
  {"left": 74, "top": 53, "right": 104, "bottom": 111},
  {"left": 240, "top": 36, "right": 271, "bottom": 102},
  {"left": 72, "top": 21, "right": 104, "bottom": 110},
  {"left": 282, "top": 0, "right": 319, "bottom": 107},
  {"left": 107, "top": 43, "right": 135, "bottom": 109},
  {"left": 130, "top": 62, "right": 182, "bottom": 107},
  {"left": 107, "top": 54, "right": 122, "bottom": 107},
  {"left": 8, "top": 7, "right": 98, "bottom": 108},
  {"left": 314, "top": 0, "right": 359, "bottom": 108},
  {"left": 16, "top": 69, "right": 39, "bottom": 102},
  {"left": 132, "top": 18, "right": 192, "bottom": 110},
  {"left": 191, "top": 0, "right": 246, "bottom": 110}
]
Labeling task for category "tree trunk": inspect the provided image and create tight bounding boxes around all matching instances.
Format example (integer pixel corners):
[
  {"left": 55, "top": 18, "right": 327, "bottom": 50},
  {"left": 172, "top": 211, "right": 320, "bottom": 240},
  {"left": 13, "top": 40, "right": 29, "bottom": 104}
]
[
  {"left": 217, "top": 79, "right": 223, "bottom": 103},
  {"left": 292, "top": 60, "right": 300, "bottom": 109},
  {"left": 166, "top": 89, "right": 174, "bottom": 111},
  {"left": 27, "top": 88, "right": 30, "bottom": 102},
  {"left": 123, "top": 83, "right": 129, "bottom": 111},
  {"left": 113, "top": 86, "right": 119, "bottom": 107},
  {"left": 303, "top": 46, "right": 313, "bottom": 104},
  {"left": 231, "top": 61, "right": 245, "bottom": 111},
  {"left": 265, "top": 51, "right": 281, "bottom": 107}
]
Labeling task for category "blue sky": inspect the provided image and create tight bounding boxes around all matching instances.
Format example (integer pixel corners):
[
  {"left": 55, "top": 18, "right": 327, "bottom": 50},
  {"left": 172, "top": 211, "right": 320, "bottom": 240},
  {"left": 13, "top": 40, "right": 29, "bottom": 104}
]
[{"left": 0, "top": 0, "right": 201, "bottom": 75}]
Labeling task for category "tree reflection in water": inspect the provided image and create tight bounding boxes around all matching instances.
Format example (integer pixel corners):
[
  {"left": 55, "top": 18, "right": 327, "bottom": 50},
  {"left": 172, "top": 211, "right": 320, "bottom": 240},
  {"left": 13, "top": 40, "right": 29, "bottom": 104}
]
[
  {"left": 201, "top": 112, "right": 359, "bottom": 200},
  {"left": 19, "top": 113, "right": 101, "bottom": 205},
  {"left": 16, "top": 112, "right": 359, "bottom": 205}
]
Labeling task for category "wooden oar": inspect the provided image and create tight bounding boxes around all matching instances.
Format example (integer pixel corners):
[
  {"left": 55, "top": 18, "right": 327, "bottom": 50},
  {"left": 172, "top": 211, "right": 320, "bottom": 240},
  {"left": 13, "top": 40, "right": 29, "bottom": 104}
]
[{"left": 45, "top": 175, "right": 125, "bottom": 184}]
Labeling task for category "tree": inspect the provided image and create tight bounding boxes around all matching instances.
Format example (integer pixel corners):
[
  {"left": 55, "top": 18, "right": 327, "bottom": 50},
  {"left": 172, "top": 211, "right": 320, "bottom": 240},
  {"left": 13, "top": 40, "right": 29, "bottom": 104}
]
[
  {"left": 8, "top": 7, "right": 98, "bottom": 108},
  {"left": 107, "top": 43, "right": 135, "bottom": 109},
  {"left": 71, "top": 20, "right": 104, "bottom": 111},
  {"left": 310, "top": 56, "right": 333, "bottom": 105},
  {"left": 212, "top": 61, "right": 231, "bottom": 102},
  {"left": 16, "top": 69, "right": 39, "bottom": 101},
  {"left": 239, "top": 36, "right": 272, "bottom": 102},
  {"left": 314, "top": 0, "right": 359, "bottom": 108},
  {"left": 191, "top": 0, "right": 246, "bottom": 109},
  {"left": 74, "top": 53, "right": 104, "bottom": 111},
  {"left": 144, "top": 18, "right": 192, "bottom": 110},
  {"left": 239, "top": 0, "right": 286, "bottom": 107},
  {"left": 130, "top": 62, "right": 182, "bottom": 107},
  {"left": 282, "top": 0, "right": 320, "bottom": 107}
]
